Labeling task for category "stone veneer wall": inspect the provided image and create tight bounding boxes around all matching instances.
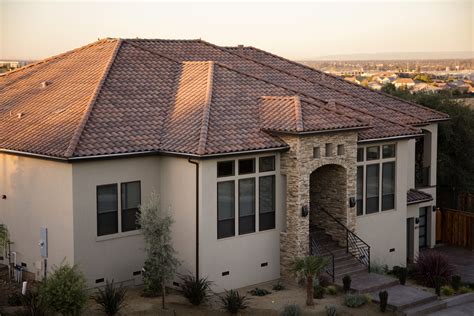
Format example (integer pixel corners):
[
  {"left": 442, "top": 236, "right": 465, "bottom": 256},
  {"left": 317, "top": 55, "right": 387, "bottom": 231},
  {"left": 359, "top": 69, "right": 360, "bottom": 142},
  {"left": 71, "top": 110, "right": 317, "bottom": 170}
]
[{"left": 279, "top": 131, "right": 357, "bottom": 279}]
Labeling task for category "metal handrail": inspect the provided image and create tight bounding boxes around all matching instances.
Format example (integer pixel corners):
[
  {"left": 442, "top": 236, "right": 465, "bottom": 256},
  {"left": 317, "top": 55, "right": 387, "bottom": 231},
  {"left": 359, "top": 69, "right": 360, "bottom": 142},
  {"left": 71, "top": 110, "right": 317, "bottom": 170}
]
[
  {"left": 309, "top": 227, "right": 335, "bottom": 282},
  {"left": 319, "top": 207, "right": 371, "bottom": 272}
]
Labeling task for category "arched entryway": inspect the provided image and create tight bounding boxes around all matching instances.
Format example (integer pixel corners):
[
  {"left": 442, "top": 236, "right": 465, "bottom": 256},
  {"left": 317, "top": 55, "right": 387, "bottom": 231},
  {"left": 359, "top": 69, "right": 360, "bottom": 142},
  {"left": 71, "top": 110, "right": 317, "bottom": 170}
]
[{"left": 309, "top": 164, "right": 348, "bottom": 243}]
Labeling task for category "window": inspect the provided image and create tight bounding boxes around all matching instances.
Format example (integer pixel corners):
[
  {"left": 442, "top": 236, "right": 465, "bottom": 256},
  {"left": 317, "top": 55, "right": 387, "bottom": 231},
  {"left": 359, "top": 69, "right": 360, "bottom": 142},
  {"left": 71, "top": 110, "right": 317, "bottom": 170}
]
[
  {"left": 217, "top": 161, "right": 234, "bottom": 177},
  {"left": 259, "top": 176, "right": 275, "bottom": 231},
  {"left": 259, "top": 156, "right": 275, "bottom": 172},
  {"left": 382, "top": 162, "right": 395, "bottom": 211},
  {"left": 313, "top": 147, "right": 320, "bottom": 159},
  {"left": 357, "top": 144, "right": 396, "bottom": 216},
  {"left": 239, "top": 179, "right": 255, "bottom": 235},
  {"left": 366, "top": 146, "right": 380, "bottom": 160},
  {"left": 337, "top": 144, "right": 345, "bottom": 156},
  {"left": 239, "top": 159, "right": 255, "bottom": 174},
  {"left": 356, "top": 166, "right": 363, "bottom": 216},
  {"left": 97, "top": 184, "right": 118, "bottom": 236},
  {"left": 218, "top": 181, "right": 235, "bottom": 239},
  {"left": 121, "top": 181, "right": 141, "bottom": 232},
  {"left": 366, "top": 164, "right": 380, "bottom": 214},
  {"left": 325, "top": 143, "right": 333, "bottom": 157},
  {"left": 216, "top": 156, "right": 277, "bottom": 239}
]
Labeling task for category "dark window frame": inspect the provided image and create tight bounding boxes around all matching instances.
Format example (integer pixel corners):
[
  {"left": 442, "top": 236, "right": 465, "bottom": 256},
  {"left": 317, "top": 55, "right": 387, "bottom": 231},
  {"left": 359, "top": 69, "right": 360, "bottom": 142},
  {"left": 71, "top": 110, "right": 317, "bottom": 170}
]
[
  {"left": 238, "top": 178, "right": 256, "bottom": 235},
  {"left": 366, "top": 164, "right": 380, "bottom": 214},
  {"left": 121, "top": 181, "right": 141, "bottom": 232},
  {"left": 97, "top": 183, "right": 119, "bottom": 236},
  {"left": 217, "top": 180, "right": 236, "bottom": 239},
  {"left": 259, "top": 175, "right": 276, "bottom": 231}
]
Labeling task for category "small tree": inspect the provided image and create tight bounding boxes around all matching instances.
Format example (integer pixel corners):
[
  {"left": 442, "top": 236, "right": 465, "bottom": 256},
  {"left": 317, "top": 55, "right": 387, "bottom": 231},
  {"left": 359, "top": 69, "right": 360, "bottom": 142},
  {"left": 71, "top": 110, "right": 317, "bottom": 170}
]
[
  {"left": 291, "top": 256, "right": 328, "bottom": 306},
  {"left": 138, "top": 193, "right": 179, "bottom": 309},
  {"left": 0, "top": 224, "right": 8, "bottom": 254}
]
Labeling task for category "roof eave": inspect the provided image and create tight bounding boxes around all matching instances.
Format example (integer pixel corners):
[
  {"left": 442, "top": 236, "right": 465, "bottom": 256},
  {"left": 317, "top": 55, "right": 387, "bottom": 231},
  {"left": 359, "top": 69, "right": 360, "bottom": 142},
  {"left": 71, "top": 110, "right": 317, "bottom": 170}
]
[
  {"left": 358, "top": 132, "right": 424, "bottom": 143},
  {"left": 263, "top": 125, "right": 370, "bottom": 136}
]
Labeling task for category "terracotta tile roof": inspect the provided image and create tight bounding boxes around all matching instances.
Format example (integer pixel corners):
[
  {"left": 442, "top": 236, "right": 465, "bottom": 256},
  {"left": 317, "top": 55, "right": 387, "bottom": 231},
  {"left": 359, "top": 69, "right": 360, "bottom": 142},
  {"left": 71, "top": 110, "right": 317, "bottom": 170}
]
[
  {"left": 0, "top": 38, "right": 448, "bottom": 159},
  {"left": 407, "top": 189, "right": 433, "bottom": 205}
]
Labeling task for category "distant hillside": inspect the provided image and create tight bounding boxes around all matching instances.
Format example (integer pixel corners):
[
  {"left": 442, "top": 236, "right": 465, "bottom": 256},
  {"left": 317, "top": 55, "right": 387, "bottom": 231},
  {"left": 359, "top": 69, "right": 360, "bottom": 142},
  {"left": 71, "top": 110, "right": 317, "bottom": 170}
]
[{"left": 310, "top": 51, "right": 474, "bottom": 61}]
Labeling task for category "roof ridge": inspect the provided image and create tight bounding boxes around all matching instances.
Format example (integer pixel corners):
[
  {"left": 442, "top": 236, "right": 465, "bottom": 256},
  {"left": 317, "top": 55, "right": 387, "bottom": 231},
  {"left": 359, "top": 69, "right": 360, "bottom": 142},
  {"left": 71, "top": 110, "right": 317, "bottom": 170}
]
[
  {"left": 0, "top": 38, "right": 116, "bottom": 79},
  {"left": 63, "top": 39, "right": 123, "bottom": 158},
  {"left": 231, "top": 45, "right": 448, "bottom": 121},
  {"left": 293, "top": 96, "right": 304, "bottom": 132},
  {"left": 197, "top": 61, "right": 215, "bottom": 155}
]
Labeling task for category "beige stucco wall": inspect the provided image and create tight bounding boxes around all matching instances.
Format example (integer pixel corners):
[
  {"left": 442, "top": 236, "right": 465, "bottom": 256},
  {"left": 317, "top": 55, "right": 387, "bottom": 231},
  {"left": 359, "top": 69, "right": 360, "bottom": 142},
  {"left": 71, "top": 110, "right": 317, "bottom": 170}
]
[
  {"left": 0, "top": 153, "right": 74, "bottom": 279},
  {"left": 72, "top": 155, "right": 196, "bottom": 287},
  {"left": 199, "top": 153, "right": 283, "bottom": 291}
]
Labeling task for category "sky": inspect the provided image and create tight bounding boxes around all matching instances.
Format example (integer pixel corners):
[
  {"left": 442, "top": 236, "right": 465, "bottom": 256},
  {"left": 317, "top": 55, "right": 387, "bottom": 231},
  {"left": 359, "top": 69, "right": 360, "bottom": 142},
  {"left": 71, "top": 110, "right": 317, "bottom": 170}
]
[{"left": 0, "top": 0, "right": 473, "bottom": 61}]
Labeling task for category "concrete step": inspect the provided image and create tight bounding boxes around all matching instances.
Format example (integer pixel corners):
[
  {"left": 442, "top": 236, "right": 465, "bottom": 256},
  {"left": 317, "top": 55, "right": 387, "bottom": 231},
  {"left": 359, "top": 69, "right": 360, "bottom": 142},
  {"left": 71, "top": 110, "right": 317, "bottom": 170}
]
[
  {"left": 401, "top": 300, "right": 447, "bottom": 316},
  {"left": 444, "top": 292, "right": 474, "bottom": 308},
  {"left": 371, "top": 285, "right": 437, "bottom": 311},
  {"left": 335, "top": 273, "right": 398, "bottom": 293}
]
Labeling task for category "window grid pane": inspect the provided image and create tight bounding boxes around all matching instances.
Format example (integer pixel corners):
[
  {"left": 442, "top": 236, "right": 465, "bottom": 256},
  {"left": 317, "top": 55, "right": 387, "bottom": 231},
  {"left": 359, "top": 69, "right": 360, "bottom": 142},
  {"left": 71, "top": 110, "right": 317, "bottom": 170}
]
[
  {"left": 367, "top": 146, "right": 380, "bottom": 160},
  {"left": 382, "top": 162, "right": 395, "bottom": 211},
  {"left": 218, "top": 181, "right": 235, "bottom": 238},
  {"left": 383, "top": 144, "right": 396, "bottom": 158},
  {"left": 121, "top": 181, "right": 141, "bottom": 232},
  {"left": 97, "top": 184, "right": 118, "bottom": 236},
  {"left": 357, "top": 166, "right": 364, "bottom": 216},
  {"left": 239, "top": 178, "right": 256, "bottom": 235},
  {"left": 259, "top": 176, "right": 275, "bottom": 231},
  {"left": 366, "top": 164, "right": 380, "bottom": 214},
  {"left": 259, "top": 156, "right": 275, "bottom": 172},
  {"left": 217, "top": 161, "right": 234, "bottom": 177},
  {"left": 357, "top": 148, "right": 364, "bottom": 162},
  {"left": 239, "top": 159, "right": 255, "bottom": 175}
]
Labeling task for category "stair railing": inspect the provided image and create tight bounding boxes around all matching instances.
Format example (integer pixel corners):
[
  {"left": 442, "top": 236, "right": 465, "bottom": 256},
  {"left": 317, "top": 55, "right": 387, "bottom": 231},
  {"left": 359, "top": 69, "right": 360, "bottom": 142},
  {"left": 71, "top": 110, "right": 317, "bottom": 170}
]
[
  {"left": 309, "top": 225, "right": 335, "bottom": 282},
  {"left": 319, "top": 207, "right": 371, "bottom": 272}
]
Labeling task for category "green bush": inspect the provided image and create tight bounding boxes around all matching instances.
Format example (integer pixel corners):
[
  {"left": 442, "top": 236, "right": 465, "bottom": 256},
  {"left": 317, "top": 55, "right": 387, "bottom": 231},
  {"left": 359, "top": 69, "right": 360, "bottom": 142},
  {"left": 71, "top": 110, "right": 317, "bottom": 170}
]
[
  {"left": 21, "top": 288, "right": 46, "bottom": 316},
  {"left": 318, "top": 274, "right": 331, "bottom": 287},
  {"left": 325, "top": 305, "right": 337, "bottom": 316},
  {"left": 179, "top": 274, "right": 212, "bottom": 305},
  {"left": 342, "top": 275, "right": 351, "bottom": 293},
  {"left": 281, "top": 303, "right": 302, "bottom": 316},
  {"left": 272, "top": 279, "right": 285, "bottom": 291},
  {"left": 325, "top": 285, "right": 337, "bottom": 295},
  {"left": 395, "top": 267, "right": 408, "bottom": 285},
  {"left": 219, "top": 289, "right": 249, "bottom": 314},
  {"left": 451, "top": 275, "right": 461, "bottom": 291},
  {"left": 249, "top": 287, "right": 271, "bottom": 296},
  {"left": 441, "top": 286, "right": 455, "bottom": 296},
  {"left": 39, "top": 264, "right": 88, "bottom": 315},
  {"left": 344, "top": 293, "right": 369, "bottom": 308},
  {"left": 459, "top": 286, "right": 472, "bottom": 294},
  {"left": 370, "top": 262, "right": 388, "bottom": 275},
  {"left": 94, "top": 280, "right": 127, "bottom": 316},
  {"left": 313, "top": 284, "right": 325, "bottom": 299},
  {"left": 379, "top": 290, "right": 388, "bottom": 312},
  {"left": 7, "top": 292, "right": 22, "bottom": 306}
]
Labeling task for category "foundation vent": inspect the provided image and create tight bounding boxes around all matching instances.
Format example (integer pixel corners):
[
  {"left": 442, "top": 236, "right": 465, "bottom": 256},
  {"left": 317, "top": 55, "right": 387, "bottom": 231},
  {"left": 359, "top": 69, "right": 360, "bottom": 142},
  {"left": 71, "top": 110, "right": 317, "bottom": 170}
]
[
  {"left": 95, "top": 278, "right": 105, "bottom": 284},
  {"left": 222, "top": 271, "right": 230, "bottom": 276}
]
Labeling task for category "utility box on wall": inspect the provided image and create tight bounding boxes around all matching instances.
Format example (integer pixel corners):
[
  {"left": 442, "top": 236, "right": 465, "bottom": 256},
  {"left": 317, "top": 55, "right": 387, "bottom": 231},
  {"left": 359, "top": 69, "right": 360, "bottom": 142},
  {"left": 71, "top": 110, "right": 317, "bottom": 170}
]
[{"left": 39, "top": 227, "right": 48, "bottom": 258}]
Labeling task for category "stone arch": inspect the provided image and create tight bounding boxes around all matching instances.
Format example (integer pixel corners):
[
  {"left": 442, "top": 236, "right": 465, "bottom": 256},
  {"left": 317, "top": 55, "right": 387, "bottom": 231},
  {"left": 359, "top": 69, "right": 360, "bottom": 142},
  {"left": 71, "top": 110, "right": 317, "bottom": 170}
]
[{"left": 309, "top": 164, "right": 348, "bottom": 242}]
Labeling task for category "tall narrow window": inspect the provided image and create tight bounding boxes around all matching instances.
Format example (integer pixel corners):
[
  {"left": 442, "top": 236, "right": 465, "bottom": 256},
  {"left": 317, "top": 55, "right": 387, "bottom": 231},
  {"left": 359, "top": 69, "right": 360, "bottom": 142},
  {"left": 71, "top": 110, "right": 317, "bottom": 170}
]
[
  {"left": 356, "top": 166, "right": 364, "bottom": 216},
  {"left": 366, "top": 164, "right": 380, "bottom": 214},
  {"left": 97, "top": 184, "right": 118, "bottom": 236},
  {"left": 217, "top": 181, "right": 235, "bottom": 239},
  {"left": 259, "top": 176, "right": 275, "bottom": 231},
  {"left": 382, "top": 162, "right": 395, "bottom": 211},
  {"left": 239, "top": 178, "right": 256, "bottom": 235},
  {"left": 121, "top": 181, "right": 141, "bottom": 232},
  {"left": 357, "top": 148, "right": 364, "bottom": 162},
  {"left": 325, "top": 143, "right": 333, "bottom": 157}
]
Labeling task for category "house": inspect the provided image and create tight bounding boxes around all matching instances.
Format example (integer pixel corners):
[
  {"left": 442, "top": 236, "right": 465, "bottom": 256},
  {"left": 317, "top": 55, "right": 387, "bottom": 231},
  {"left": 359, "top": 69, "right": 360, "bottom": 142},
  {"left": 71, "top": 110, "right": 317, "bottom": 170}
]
[
  {"left": 0, "top": 39, "right": 449, "bottom": 290},
  {"left": 393, "top": 78, "right": 415, "bottom": 89},
  {"left": 412, "top": 83, "right": 442, "bottom": 94},
  {"left": 368, "top": 81, "right": 382, "bottom": 91}
]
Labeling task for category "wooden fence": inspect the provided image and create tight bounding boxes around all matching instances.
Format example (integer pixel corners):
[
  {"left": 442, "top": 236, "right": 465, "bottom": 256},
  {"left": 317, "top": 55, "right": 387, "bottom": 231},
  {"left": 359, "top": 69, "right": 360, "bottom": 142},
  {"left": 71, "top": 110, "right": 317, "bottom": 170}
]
[
  {"left": 439, "top": 208, "right": 474, "bottom": 250},
  {"left": 457, "top": 192, "right": 474, "bottom": 212}
]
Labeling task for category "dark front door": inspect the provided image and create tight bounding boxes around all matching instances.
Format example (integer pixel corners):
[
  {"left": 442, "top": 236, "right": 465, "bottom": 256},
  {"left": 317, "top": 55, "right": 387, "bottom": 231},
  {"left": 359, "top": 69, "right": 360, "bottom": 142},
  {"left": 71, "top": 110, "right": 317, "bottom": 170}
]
[{"left": 419, "top": 207, "right": 428, "bottom": 248}]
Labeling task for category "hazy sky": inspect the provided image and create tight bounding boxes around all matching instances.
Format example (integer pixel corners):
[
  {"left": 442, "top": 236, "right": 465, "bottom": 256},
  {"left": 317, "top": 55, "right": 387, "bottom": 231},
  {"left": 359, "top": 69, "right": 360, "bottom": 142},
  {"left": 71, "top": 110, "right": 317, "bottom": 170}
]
[{"left": 0, "top": 0, "right": 473, "bottom": 60}]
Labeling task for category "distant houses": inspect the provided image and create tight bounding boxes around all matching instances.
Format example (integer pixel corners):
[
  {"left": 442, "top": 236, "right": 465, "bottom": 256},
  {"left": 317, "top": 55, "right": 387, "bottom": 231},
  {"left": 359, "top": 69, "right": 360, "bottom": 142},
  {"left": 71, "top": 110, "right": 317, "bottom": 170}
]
[{"left": 393, "top": 78, "right": 415, "bottom": 89}]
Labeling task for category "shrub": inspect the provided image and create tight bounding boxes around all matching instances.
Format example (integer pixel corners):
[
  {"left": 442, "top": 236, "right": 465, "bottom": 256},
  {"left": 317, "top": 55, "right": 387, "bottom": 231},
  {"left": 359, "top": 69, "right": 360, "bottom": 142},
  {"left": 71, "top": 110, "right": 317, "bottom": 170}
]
[
  {"left": 379, "top": 290, "right": 388, "bottom": 312},
  {"left": 370, "top": 262, "right": 388, "bottom": 275},
  {"left": 325, "top": 305, "right": 337, "bottom": 316},
  {"left": 413, "top": 251, "right": 455, "bottom": 287},
  {"left": 20, "top": 288, "right": 47, "bottom": 316},
  {"left": 219, "top": 289, "right": 249, "bottom": 314},
  {"left": 459, "top": 286, "right": 472, "bottom": 294},
  {"left": 325, "top": 285, "right": 337, "bottom": 295},
  {"left": 281, "top": 303, "right": 302, "bottom": 316},
  {"left": 39, "top": 264, "right": 88, "bottom": 316},
  {"left": 452, "top": 275, "right": 462, "bottom": 291},
  {"left": 344, "top": 293, "right": 369, "bottom": 308},
  {"left": 249, "top": 287, "right": 271, "bottom": 296},
  {"left": 272, "top": 279, "right": 285, "bottom": 291},
  {"left": 94, "top": 280, "right": 127, "bottom": 316},
  {"left": 434, "top": 276, "right": 443, "bottom": 296},
  {"left": 313, "top": 284, "right": 325, "bottom": 299},
  {"left": 395, "top": 267, "right": 408, "bottom": 285},
  {"left": 318, "top": 274, "right": 331, "bottom": 287},
  {"left": 342, "top": 275, "right": 351, "bottom": 293},
  {"left": 441, "top": 286, "right": 455, "bottom": 296},
  {"left": 7, "top": 292, "right": 22, "bottom": 306},
  {"left": 179, "top": 274, "right": 212, "bottom": 305}
]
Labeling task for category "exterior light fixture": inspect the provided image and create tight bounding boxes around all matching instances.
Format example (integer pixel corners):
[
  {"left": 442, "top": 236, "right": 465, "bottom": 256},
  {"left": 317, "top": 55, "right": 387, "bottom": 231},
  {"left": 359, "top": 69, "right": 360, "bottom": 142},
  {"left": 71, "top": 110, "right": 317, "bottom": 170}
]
[
  {"left": 415, "top": 217, "right": 420, "bottom": 224},
  {"left": 301, "top": 205, "right": 309, "bottom": 217},
  {"left": 349, "top": 197, "right": 356, "bottom": 208},
  {"left": 1, "top": 195, "right": 6, "bottom": 199}
]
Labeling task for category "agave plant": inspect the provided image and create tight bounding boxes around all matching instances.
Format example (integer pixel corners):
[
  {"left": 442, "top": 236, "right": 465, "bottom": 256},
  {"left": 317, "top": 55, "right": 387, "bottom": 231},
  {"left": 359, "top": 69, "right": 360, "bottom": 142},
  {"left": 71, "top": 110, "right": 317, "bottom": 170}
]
[
  {"left": 94, "top": 280, "right": 127, "bottom": 316},
  {"left": 179, "top": 274, "right": 212, "bottom": 305},
  {"left": 219, "top": 289, "right": 249, "bottom": 314}
]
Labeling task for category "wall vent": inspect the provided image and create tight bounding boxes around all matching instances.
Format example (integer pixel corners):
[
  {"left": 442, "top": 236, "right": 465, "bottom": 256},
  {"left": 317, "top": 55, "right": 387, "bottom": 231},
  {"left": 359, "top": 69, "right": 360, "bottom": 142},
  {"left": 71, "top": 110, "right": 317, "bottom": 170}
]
[
  {"left": 389, "top": 248, "right": 395, "bottom": 252},
  {"left": 21, "top": 262, "right": 27, "bottom": 267},
  {"left": 261, "top": 262, "right": 268, "bottom": 267},
  {"left": 222, "top": 271, "right": 230, "bottom": 276},
  {"left": 172, "top": 282, "right": 180, "bottom": 287},
  {"left": 95, "top": 278, "right": 105, "bottom": 284},
  {"left": 133, "top": 271, "right": 141, "bottom": 276}
]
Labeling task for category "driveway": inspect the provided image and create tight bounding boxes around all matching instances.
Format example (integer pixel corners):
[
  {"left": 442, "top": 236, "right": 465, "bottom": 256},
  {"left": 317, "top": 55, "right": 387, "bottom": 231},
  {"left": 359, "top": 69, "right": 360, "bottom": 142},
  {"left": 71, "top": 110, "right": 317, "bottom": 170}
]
[{"left": 435, "top": 245, "right": 474, "bottom": 283}]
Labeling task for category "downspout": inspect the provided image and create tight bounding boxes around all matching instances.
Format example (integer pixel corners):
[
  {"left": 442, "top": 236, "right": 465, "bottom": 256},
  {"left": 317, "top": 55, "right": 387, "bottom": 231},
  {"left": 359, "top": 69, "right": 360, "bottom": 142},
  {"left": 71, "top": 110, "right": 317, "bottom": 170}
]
[{"left": 188, "top": 158, "right": 200, "bottom": 280}]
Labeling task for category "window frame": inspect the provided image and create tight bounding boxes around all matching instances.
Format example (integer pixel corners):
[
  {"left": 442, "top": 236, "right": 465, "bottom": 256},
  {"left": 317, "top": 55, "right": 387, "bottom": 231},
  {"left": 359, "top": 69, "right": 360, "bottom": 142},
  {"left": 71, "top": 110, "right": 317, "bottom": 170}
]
[
  {"left": 121, "top": 181, "right": 142, "bottom": 232},
  {"left": 356, "top": 143, "right": 396, "bottom": 216},
  {"left": 216, "top": 155, "right": 277, "bottom": 240},
  {"left": 217, "top": 180, "right": 236, "bottom": 239},
  {"left": 96, "top": 183, "right": 119, "bottom": 237}
]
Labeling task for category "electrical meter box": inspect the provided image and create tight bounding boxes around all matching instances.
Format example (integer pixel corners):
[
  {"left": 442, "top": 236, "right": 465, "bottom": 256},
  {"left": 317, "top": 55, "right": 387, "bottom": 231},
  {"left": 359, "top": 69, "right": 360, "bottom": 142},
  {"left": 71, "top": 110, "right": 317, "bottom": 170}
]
[{"left": 39, "top": 227, "right": 48, "bottom": 258}]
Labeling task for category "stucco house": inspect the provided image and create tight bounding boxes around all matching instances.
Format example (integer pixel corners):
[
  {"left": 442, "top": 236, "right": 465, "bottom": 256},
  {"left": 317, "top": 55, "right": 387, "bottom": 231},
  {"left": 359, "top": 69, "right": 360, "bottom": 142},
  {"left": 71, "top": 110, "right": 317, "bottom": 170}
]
[{"left": 0, "top": 38, "right": 449, "bottom": 290}]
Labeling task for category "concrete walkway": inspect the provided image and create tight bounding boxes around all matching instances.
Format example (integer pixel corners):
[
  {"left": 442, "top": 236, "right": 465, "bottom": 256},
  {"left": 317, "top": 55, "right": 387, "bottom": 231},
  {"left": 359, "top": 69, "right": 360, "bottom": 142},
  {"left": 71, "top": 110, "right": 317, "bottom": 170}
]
[
  {"left": 370, "top": 284, "right": 437, "bottom": 311},
  {"left": 434, "top": 245, "right": 474, "bottom": 283},
  {"left": 428, "top": 302, "right": 474, "bottom": 315}
]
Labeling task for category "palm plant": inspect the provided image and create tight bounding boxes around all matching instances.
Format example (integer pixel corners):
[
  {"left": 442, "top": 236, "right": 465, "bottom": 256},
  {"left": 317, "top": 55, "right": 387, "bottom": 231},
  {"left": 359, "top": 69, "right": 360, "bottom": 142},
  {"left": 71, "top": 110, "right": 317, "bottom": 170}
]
[{"left": 291, "top": 256, "right": 328, "bottom": 306}]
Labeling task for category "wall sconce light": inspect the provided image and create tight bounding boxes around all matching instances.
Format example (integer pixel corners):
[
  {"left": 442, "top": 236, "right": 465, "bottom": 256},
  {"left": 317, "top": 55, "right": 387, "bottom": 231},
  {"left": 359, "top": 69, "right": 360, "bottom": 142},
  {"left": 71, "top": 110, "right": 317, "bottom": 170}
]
[
  {"left": 415, "top": 217, "right": 420, "bottom": 224},
  {"left": 349, "top": 197, "right": 356, "bottom": 208},
  {"left": 301, "top": 205, "right": 309, "bottom": 217},
  {"left": 432, "top": 206, "right": 437, "bottom": 212},
  {"left": 1, "top": 195, "right": 6, "bottom": 200}
]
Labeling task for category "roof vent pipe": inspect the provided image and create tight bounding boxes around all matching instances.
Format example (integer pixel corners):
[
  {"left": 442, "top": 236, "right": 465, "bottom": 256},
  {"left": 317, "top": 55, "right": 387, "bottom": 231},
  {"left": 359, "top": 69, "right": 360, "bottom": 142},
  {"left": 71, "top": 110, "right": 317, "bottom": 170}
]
[{"left": 40, "top": 81, "right": 50, "bottom": 88}]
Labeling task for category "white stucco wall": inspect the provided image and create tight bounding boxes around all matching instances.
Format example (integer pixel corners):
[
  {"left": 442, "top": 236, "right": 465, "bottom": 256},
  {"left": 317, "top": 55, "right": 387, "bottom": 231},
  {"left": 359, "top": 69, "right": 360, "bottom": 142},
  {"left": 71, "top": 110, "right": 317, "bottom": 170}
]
[
  {"left": 0, "top": 153, "right": 74, "bottom": 279},
  {"left": 199, "top": 153, "right": 282, "bottom": 291}
]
